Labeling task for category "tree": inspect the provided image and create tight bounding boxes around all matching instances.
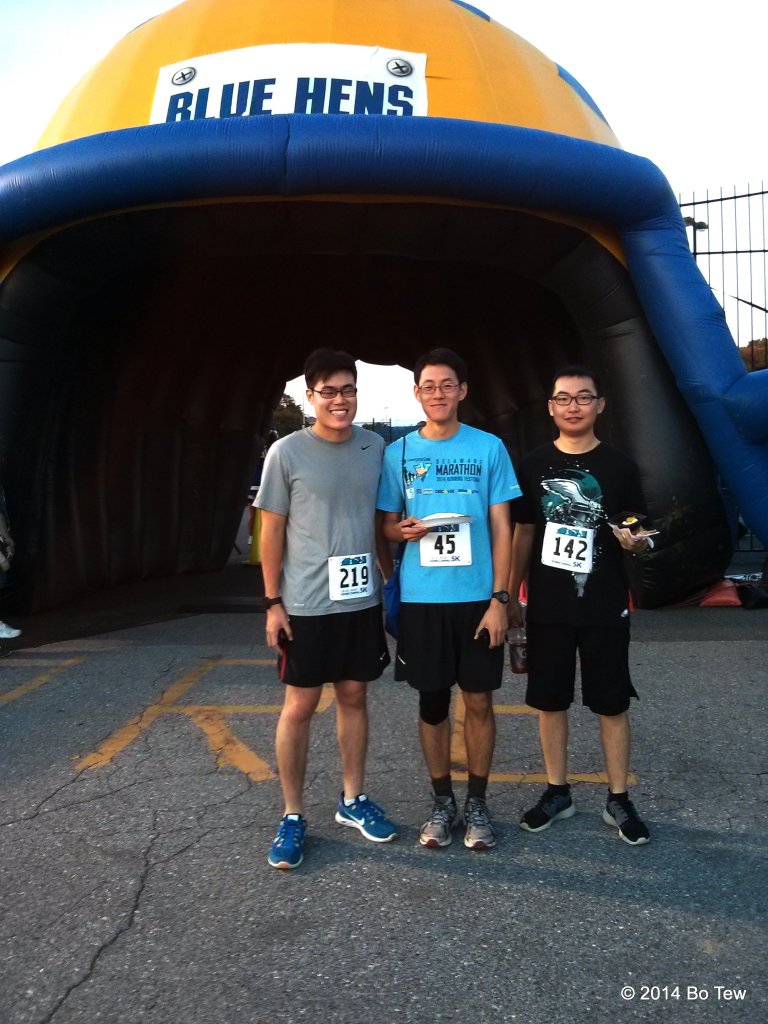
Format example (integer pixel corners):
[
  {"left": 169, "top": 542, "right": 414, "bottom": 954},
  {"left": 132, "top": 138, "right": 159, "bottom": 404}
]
[
  {"left": 272, "top": 393, "right": 304, "bottom": 436},
  {"left": 739, "top": 339, "right": 768, "bottom": 372}
]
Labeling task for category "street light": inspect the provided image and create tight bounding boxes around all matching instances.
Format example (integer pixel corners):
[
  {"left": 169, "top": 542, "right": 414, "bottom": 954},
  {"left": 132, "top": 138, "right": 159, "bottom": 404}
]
[{"left": 683, "top": 216, "right": 708, "bottom": 259}]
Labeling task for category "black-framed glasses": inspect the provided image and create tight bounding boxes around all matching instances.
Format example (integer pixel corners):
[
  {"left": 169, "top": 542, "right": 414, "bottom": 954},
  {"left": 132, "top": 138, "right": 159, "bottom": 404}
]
[
  {"left": 551, "top": 393, "right": 599, "bottom": 407},
  {"left": 310, "top": 385, "right": 358, "bottom": 399},
  {"left": 417, "top": 382, "right": 460, "bottom": 396}
]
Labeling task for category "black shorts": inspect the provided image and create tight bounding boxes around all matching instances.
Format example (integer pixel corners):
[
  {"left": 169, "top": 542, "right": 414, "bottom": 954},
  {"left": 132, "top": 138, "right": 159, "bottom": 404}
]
[
  {"left": 278, "top": 605, "right": 390, "bottom": 687},
  {"left": 525, "top": 621, "right": 638, "bottom": 716},
  {"left": 395, "top": 601, "right": 504, "bottom": 694}
]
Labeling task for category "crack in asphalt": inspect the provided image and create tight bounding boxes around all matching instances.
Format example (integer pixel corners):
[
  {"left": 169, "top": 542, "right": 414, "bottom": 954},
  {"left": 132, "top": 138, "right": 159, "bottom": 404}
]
[
  {"left": 0, "top": 774, "right": 255, "bottom": 829},
  {"left": 39, "top": 810, "right": 160, "bottom": 1024},
  {"left": 12, "top": 880, "right": 112, "bottom": 941},
  {"left": 0, "top": 766, "right": 229, "bottom": 827}
]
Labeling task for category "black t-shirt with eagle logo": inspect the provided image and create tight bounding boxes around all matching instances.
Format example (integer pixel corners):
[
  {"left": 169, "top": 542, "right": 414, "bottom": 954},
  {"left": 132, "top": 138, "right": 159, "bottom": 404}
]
[{"left": 511, "top": 443, "right": 648, "bottom": 626}]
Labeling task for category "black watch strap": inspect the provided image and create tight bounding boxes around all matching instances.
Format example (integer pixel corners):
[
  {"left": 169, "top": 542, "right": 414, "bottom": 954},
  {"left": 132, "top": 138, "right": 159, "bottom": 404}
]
[
  {"left": 263, "top": 596, "right": 283, "bottom": 609},
  {"left": 491, "top": 590, "right": 510, "bottom": 604}
]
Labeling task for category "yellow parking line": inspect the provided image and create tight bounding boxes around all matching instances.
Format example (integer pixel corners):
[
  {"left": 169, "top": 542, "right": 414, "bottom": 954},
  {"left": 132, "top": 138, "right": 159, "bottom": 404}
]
[
  {"left": 0, "top": 657, "right": 85, "bottom": 668},
  {"left": 316, "top": 682, "right": 335, "bottom": 712},
  {"left": 76, "top": 659, "right": 219, "bottom": 770},
  {"left": 165, "top": 686, "right": 335, "bottom": 714},
  {"left": 191, "top": 709, "right": 275, "bottom": 781},
  {"left": 0, "top": 658, "right": 84, "bottom": 706},
  {"left": 216, "top": 659, "right": 274, "bottom": 666},
  {"left": 450, "top": 687, "right": 467, "bottom": 767},
  {"left": 76, "top": 656, "right": 337, "bottom": 774},
  {"left": 495, "top": 704, "right": 538, "bottom": 715},
  {"left": 452, "top": 771, "right": 638, "bottom": 784},
  {"left": 162, "top": 680, "right": 336, "bottom": 716},
  {"left": 449, "top": 693, "right": 638, "bottom": 785},
  {"left": 167, "top": 705, "right": 285, "bottom": 713}
]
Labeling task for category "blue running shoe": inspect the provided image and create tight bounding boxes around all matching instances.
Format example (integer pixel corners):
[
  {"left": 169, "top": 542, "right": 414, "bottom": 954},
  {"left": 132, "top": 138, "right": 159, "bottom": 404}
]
[
  {"left": 334, "top": 793, "right": 398, "bottom": 843},
  {"left": 268, "top": 813, "right": 306, "bottom": 869}
]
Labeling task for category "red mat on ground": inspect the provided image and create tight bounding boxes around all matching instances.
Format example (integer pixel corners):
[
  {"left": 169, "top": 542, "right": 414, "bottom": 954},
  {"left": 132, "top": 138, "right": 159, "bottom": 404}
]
[{"left": 698, "top": 578, "right": 742, "bottom": 607}]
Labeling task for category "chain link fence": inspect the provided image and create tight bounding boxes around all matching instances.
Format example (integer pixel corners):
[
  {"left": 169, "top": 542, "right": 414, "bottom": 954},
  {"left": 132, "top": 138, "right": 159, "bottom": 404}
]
[{"left": 679, "top": 185, "right": 767, "bottom": 553}]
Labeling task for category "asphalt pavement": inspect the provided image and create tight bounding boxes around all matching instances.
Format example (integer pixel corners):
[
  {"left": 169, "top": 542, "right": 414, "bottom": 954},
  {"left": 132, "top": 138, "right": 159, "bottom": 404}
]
[{"left": 1, "top": 536, "right": 766, "bottom": 1024}]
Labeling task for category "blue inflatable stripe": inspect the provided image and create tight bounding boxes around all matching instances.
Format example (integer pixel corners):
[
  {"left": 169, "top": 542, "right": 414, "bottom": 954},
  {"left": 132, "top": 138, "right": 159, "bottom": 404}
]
[
  {"left": 0, "top": 116, "right": 666, "bottom": 239},
  {"left": 0, "top": 114, "right": 765, "bottom": 543},
  {"left": 557, "top": 65, "right": 608, "bottom": 124},
  {"left": 449, "top": 0, "right": 491, "bottom": 20}
]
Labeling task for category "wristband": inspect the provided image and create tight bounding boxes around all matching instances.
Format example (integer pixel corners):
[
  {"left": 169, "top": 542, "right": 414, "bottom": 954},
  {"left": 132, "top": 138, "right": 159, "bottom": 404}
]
[{"left": 263, "top": 596, "right": 283, "bottom": 609}]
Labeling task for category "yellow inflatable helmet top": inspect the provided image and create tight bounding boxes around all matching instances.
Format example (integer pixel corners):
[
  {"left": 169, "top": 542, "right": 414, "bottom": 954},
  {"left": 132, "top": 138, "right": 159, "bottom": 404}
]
[{"left": 39, "top": 0, "right": 620, "bottom": 151}]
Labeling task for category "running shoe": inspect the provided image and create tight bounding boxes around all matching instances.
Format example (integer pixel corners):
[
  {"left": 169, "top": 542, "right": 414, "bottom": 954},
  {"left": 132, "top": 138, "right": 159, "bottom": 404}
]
[
  {"left": 463, "top": 795, "right": 496, "bottom": 850},
  {"left": 335, "top": 793, "right": 398, "bottom": 842},
  {"left": 0, "top": 621, "right": 21, "bottom": 639},
  {"left": 603, "top": 793, "right": 650, "bottom": 846},
  {"left": 419, "top": 794, "right": 458, "bottom": 848},
  {"left": 520, "top": 788, "right": 576, "bottom": 832},
  {"left": 267, "top": 813, "right": 307, "bottom": 869}
]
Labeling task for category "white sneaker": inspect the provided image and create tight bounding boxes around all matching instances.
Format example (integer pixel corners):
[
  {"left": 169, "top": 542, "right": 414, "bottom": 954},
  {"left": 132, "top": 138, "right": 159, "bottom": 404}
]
[{"left": 0, "top": 621, "right": 21, "bottom": 638}]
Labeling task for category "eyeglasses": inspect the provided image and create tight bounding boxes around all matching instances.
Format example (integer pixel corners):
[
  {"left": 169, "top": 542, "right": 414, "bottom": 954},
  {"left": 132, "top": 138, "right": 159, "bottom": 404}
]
[
  {"left": 310, "top": 385, "right": 358, "bottom": 399},
  {"left": 551, "top": 393, "right": 599, "bottom": 407},
  {"left": 417, "top": 382, "right": 460, "bottom": 396}
]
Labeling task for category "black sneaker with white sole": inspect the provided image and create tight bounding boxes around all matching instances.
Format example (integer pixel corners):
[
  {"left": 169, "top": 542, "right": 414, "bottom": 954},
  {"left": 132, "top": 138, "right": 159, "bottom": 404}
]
[
  {"left": 602, "top": 793, "right": 650, "bottom": 845},
  {"left": 520, "top": 787, "right": 576, "bottom": 832}
]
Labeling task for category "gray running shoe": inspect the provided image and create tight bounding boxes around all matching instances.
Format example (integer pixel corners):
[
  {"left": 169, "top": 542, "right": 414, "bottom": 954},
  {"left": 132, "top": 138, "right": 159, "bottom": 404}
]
[
  {"left": 463, "top": 795, "right": 496, "bottom": 850},
  {"left": 520, "top": 788, "right": 575, "bottom": 833},
  {"left": 419, "top": 794, "right": 458, "bottom": 848}
]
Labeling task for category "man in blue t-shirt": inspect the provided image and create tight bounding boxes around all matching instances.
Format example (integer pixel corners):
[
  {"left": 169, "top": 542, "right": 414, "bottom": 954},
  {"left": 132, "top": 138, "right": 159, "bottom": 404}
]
[{"left": 377, "top": 348, "right": 520, "bottom": 851}]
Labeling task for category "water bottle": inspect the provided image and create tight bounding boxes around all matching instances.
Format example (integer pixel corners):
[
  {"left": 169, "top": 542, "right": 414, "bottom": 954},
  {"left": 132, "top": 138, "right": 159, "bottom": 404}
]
[{"left": 508, "top": 626, "right": 527, "bottom": 674}]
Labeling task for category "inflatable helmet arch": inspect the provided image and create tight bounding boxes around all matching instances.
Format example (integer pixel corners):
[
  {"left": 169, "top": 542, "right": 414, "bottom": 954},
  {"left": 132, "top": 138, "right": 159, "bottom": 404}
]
[{"left": 1, "top": 0, "right": 765, "bottom": 610}]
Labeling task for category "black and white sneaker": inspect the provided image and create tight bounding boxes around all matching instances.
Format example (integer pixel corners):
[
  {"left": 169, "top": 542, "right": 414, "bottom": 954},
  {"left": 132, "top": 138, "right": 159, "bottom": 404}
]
[
  {"left": 603, "top": 793, "right": 650, "bottom": 845},
  {"left": 520, "top": 787, "right": 576, "bottom": 833}
]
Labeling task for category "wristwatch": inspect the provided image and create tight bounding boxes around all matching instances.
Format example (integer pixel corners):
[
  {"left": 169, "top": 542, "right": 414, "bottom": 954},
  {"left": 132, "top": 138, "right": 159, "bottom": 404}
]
[
  {"left": 491, "top": 590, "right": 510, "bottom": 604},
  {"left": 262, "top": 596, "right": 284, "bottom": 609}
]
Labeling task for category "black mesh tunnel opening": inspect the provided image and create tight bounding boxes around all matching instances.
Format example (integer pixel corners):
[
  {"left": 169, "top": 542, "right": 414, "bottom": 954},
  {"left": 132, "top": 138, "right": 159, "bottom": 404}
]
[{"left": 0, "top": 200, "right": 731, "bottom": 610}]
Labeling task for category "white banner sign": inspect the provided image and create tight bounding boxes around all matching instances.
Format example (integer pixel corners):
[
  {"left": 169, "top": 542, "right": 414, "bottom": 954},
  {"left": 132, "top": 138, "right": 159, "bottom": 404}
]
[{"left": 150, "top": 43, "right": 428, "bottom": 123}]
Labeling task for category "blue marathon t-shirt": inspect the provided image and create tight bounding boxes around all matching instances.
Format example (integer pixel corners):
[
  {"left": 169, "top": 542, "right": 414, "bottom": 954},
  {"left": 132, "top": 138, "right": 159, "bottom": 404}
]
[{"left": 377, "top": 424, "right": 520, "bottom": 603}]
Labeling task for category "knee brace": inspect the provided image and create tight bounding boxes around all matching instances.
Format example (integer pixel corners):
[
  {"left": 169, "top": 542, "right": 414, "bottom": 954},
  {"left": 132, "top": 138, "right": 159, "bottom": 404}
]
[{"left": 419, "top": 688, "right": 452, "bottom": 726}]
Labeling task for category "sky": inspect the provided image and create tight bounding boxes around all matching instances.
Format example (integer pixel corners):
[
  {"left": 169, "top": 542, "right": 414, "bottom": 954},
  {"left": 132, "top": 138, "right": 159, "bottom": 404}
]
[{"left": 1, "top": 0, "right": 766, "bottom": 420}]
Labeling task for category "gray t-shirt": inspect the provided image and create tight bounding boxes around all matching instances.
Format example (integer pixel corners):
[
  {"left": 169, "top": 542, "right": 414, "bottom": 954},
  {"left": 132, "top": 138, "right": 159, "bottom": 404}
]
[{"left": 255, "top": 425, "right": 384, "bottom": 616}]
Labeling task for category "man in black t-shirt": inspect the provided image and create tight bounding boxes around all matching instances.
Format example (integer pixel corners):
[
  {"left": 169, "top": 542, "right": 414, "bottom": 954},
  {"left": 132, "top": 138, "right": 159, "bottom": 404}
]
[{"left": 508, "top": 365, "right": 653, "bottom": 846}]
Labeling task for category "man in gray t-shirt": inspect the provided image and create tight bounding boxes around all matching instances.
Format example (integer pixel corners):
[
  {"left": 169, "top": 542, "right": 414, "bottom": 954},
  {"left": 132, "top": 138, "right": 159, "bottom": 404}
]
[
  {"left": 256, "top": 348, "right": 397, "bottom": 870},
  {"left": 257, "top": 425, "right": 385, "bottom": 616}
]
